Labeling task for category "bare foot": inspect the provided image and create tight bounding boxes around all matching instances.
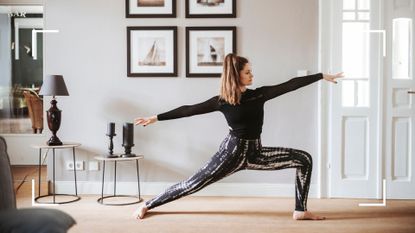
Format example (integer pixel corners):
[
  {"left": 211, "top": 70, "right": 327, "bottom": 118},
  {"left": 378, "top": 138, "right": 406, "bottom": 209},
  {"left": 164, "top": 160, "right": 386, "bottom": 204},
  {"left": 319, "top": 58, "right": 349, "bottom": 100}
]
[
  {"left": 132, "top": 205, "right": 148, "bottom": 220},
  {"left": 293, "top": 210, "right": 326, "bottom": 220}
]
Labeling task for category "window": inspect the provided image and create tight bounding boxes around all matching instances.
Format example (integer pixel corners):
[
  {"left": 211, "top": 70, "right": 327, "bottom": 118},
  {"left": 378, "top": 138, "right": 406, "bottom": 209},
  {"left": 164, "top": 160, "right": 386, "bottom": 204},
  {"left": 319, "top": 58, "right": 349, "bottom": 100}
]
[
  {"left": 392, "top": 18, "right": 412, "bottom": 80},
  {"left": 341, "top": 0, "right": 370, "bottom": 107}
]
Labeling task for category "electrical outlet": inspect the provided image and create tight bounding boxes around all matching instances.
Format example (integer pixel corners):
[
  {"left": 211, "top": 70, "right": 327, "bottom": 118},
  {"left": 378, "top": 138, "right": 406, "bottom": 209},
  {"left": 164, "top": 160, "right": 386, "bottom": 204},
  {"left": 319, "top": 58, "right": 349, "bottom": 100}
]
[
  {"left": 75, "top": 161, "right": 84, "bottom": 171},
  {"left": 65, "top": 161, "right": 74, "bottom": 170},
  {"left": 65, "top": 161, "right": 84, "bottom": 170},
  {"left": 88, "top": 161, "right": 99, "bottom": 171}
]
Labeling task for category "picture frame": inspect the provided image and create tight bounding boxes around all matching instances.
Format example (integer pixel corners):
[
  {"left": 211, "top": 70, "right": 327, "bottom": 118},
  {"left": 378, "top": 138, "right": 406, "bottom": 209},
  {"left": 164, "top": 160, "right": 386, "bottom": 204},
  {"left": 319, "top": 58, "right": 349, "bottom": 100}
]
[
  {"left": 186, "top": 26, "right": 236, "bottom": 77},
  {"left": 185, "top": 0, "right": 236, "bottom": 18},
  {"left": 126, "top": 0, "right": 176, "bottom": 18},
  {"left": 127, "top": 26, "right": 177, "bottom": 77}
]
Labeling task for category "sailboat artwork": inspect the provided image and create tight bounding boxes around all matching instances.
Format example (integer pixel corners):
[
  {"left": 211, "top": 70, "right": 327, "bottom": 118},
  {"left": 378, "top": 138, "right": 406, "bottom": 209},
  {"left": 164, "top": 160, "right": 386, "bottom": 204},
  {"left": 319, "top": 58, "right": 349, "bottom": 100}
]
[
  {"left": 128, "top": 27, "right": 176, "bottom": 76},
  {"left": 196, "top": 0, "right": 224, "bottom": 7},
  {"left": 137, "top": 0, "right": 165, "bottom": 7},
  {"left": 138, "top": 39, "right": 166, "bottom": 66},
  {"left": 197, "top": 37, "right": 224, "bottom": 66}
]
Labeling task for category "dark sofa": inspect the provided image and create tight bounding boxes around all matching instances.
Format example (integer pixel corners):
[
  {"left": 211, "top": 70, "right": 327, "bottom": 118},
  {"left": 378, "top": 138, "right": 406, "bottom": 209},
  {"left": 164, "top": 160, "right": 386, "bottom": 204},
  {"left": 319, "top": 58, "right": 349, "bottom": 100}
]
[{"left": 0, "top": 136, "right": 76, "bottom": 233}]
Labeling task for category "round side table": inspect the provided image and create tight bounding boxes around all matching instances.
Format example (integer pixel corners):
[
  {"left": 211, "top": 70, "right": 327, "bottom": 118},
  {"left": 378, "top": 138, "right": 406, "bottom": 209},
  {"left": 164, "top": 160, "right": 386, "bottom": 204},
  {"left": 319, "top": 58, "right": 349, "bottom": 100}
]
[
  {"left": 95, "top": 155, "right": 144, "bottom": 206},
  {"left": 31, "top": 143, "right": 81, "bottom": 204}
]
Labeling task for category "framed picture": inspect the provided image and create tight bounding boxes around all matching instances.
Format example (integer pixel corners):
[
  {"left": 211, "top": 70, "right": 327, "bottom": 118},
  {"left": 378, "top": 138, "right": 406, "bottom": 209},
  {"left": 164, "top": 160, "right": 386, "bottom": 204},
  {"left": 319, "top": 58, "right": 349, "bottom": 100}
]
[
  {"left": 127, "top": 26, "right": 177, "bottom": 77},
  {"left": 126, "top": 0, "right": 176, "bottom": 18},
  {"left": 185, "top": 0, "right": 236, "bottom": 18},
  {"left": 186, "top": 27, "right": 236, "bottom": 77}
]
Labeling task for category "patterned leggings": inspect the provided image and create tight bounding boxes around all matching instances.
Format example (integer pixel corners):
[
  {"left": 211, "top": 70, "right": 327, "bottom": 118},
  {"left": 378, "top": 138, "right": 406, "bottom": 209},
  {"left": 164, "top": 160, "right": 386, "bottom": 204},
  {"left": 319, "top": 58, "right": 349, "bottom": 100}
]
[{"left": 146, "top": 133, "right": 313, "bottom": 211}]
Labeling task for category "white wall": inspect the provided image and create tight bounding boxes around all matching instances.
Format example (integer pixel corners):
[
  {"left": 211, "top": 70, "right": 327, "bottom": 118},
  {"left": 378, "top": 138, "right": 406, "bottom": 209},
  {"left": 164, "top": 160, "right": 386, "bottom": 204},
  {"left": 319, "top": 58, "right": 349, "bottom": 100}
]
[{"left": 1, "top": 0, "right": 321, "bottom": 195}]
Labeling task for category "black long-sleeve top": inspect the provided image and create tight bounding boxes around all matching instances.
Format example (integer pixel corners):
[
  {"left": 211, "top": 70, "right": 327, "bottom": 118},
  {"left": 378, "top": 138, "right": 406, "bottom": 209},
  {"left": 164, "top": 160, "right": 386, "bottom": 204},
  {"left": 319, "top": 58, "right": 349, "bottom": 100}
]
[{"left": 157, "top": 73, "right": 323, "bottom": 139}]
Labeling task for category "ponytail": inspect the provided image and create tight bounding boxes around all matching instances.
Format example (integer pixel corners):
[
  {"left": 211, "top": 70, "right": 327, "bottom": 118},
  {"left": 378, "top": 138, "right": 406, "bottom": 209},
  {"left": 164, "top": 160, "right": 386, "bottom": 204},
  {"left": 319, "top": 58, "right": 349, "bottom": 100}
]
[{"left": 219, "top": 53, "right": 249, "bottom": 105}]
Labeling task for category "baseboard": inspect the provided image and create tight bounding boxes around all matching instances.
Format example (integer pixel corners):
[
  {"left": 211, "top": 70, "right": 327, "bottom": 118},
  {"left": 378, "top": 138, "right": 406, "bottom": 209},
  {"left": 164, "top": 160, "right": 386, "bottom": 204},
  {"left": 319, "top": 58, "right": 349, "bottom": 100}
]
[{"left": 54, "top": 181, "right": 318, "bottom": 198}]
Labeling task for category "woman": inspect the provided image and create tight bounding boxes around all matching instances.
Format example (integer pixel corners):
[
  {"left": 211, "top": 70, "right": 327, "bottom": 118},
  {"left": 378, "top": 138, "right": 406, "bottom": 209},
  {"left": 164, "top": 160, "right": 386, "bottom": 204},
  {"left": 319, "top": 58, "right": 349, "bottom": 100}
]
[{"left": 133, "top": 53, "right": 343, "bottom": 220}]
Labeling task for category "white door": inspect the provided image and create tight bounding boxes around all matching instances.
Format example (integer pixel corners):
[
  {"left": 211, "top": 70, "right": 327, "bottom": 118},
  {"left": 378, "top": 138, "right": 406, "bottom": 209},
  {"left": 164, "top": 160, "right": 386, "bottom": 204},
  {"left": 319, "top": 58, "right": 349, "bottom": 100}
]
[
  {"left": 327, "top": 0, "right": 415, "bottom": 199},
  {"left": 384, "top": 0, "right": 415, "bottom": 199},
  {"left": 329, "top": 0, "right": 382, "bottom": 198}
]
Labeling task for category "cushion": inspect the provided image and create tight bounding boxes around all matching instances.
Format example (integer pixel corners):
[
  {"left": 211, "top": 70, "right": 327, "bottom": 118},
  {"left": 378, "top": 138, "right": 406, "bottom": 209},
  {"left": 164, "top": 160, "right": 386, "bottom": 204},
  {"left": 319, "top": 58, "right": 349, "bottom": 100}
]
[{"left": 0, "top": 208, "right": 76, "bottom": 233}]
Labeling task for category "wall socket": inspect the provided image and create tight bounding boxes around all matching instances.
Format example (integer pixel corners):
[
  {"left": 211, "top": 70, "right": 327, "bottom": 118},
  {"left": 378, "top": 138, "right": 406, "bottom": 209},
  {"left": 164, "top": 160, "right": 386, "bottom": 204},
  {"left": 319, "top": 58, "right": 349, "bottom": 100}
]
[
  {"left": 88, "top": 161, "right": 99, "bottom": 171},
  {"left": 65, "top": 161, "right": 84, "bottom": 171}
]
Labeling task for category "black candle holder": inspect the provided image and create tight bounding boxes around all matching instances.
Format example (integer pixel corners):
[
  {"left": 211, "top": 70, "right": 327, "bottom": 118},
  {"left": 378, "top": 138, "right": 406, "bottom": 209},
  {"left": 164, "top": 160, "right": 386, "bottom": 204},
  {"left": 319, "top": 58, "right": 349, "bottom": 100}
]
[
  {"left": 121, "top": 123, "right": 136, "bottom": 157},
  {"left": 106, "top": 133, "right": 118, "bottom": 158},
  {"left": 121, "top": 142, "right": 136, "bottom": 157}
]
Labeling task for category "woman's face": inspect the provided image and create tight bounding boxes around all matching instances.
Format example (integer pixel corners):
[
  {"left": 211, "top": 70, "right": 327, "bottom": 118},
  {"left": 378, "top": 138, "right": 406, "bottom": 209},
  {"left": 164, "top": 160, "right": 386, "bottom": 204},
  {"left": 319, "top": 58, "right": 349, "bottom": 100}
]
[{"left": 239, "top": 63, "right": 253, "bottom": 86}]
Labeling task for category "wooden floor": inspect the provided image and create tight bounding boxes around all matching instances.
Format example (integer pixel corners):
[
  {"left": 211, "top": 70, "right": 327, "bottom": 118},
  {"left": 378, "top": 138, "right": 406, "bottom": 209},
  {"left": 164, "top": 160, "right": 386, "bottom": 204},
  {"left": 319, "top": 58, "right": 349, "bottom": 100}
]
[
  {"left": 13, "top": 166, "right": 415, "bottom": 233},
  {"left": 12, "top": 165, "right": 48, "bottom": 197}
]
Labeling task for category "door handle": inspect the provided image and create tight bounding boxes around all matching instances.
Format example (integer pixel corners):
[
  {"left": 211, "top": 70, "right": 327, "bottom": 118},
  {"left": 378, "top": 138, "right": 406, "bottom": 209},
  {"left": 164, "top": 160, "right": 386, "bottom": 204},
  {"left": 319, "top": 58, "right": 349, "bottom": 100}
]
[{"left": 408, "top": 91, "right": 415, "bottom": 94}]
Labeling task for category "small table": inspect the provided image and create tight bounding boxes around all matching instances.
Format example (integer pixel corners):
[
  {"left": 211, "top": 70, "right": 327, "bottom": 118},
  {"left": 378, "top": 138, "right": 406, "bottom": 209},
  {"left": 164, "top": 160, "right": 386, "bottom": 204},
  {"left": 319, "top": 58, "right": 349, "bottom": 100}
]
[
  {"left": 31, "top": 143, "right": 81, "bottom": 204},
  {"left": 95, "top": 155, "right": 144, "bottom": 206}
]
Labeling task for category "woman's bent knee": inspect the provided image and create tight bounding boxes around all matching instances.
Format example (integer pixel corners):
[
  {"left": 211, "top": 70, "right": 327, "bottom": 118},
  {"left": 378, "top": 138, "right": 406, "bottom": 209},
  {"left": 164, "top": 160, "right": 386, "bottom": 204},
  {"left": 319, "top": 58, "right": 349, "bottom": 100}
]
[{"left": 293, "top": 149, "right": 313, "bottom": 167}]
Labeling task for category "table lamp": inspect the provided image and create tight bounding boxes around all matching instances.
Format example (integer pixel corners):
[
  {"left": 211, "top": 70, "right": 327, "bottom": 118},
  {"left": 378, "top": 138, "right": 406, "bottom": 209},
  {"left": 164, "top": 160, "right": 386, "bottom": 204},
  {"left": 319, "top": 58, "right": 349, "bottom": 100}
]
[{"left": 39, "top": 75, "right": 69, "bottom": 146}]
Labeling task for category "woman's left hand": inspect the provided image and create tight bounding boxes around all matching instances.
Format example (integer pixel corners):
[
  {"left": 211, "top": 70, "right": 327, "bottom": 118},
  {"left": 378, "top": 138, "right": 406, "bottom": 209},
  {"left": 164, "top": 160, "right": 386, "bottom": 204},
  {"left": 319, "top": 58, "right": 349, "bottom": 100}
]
[{"left": 323, "top": 72, "right": 344, "bottom": 84}]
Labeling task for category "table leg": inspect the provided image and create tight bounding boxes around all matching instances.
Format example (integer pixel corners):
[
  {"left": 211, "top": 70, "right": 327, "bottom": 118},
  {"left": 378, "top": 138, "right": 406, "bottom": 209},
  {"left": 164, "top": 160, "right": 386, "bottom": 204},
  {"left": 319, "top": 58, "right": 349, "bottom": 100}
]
[
  {"left": 101, "top": 161, "right": 105, "bottom": 204},
  {"left": 53, "top": 148, "right": 56, "bottom": 204},
  {"left": 136, "top": 160, "right": 141, "bottom": 199},
  {"left": 38, "top": 149, "right": 42, "bottom": 197},
  {"left": 72, "top": 147, "right": 78, "bottom": 196},
  {"left": 114, "top": 161, "right": 117, "bottom": 196}
]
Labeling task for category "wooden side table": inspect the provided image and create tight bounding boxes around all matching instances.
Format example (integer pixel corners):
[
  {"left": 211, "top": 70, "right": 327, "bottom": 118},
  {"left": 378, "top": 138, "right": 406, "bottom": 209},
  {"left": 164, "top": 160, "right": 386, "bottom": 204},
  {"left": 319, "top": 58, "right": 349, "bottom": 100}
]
[
  {"left": 95, "top": 155, "right": 144, "bottom": 206},
  {"left": 31, "top": 143, "right": 81, "bottom": 204}
]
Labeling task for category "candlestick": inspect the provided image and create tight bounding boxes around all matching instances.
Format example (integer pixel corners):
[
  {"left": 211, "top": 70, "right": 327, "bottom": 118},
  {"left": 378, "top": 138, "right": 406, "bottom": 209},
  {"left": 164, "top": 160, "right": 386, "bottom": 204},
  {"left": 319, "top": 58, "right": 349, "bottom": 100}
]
[
  {"left": 106, "top": 134, "right": 118, "bottom": 158},
  {"left": 121, "top": 123, "right": 135, "bottom": 157},
  {"left": 122, "top": 123, "right": 134, "bottom": 145},
  {"left": 105, "top": 122, "right": 117, "bottom": 158},
  {"left": 107, "top": 122, "right": 115, "bottom": 136}
]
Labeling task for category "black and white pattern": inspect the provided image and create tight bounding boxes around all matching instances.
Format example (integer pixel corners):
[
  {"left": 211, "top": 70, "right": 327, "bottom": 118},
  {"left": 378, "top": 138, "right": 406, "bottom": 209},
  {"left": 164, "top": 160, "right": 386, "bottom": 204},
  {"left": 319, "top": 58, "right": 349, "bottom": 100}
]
[{"left": 145, "top": 133, "right": 313, "bottom": 211}]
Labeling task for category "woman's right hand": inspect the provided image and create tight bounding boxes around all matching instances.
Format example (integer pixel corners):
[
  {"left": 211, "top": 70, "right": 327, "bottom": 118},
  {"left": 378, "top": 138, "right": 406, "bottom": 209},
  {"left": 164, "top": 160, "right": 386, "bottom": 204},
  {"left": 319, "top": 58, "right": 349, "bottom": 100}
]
[
  {"left": 322, "top": 72, "right": 344, "bottom": 84},
  {"left": 134, "top": 115, "right": 158, "bottom": 127}
]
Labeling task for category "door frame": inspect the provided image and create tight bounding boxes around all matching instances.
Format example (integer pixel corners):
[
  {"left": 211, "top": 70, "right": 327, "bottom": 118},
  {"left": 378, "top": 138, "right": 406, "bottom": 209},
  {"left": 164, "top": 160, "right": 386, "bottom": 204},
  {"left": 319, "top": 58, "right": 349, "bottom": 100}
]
[{"left": 318, "top": 0, "right": 385, "bottom": 199}]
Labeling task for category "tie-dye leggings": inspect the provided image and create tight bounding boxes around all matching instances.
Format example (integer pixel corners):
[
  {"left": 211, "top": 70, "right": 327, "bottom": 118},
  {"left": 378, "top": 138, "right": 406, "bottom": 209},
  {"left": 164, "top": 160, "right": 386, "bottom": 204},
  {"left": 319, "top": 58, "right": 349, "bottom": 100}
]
[{"left": 145, "top": 133, "right": 313, "bottom": 211}]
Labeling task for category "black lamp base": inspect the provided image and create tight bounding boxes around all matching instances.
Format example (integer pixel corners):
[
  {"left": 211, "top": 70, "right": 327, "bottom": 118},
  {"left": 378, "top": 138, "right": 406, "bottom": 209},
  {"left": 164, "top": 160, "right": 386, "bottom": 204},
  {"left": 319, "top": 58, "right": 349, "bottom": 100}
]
[
  {"left": 47, "top": 135, "right": 63, "bottom": 146},
  {"left": 46, "top": 98, "right": 63, "bottom": 146}
]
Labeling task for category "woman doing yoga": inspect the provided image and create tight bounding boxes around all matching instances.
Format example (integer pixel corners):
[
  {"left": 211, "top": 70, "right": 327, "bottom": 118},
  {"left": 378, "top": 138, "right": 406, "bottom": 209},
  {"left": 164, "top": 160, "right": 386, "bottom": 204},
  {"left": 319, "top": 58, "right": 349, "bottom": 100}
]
[{"left": 133, "top": 53, "right": 343, "bottom": 220}]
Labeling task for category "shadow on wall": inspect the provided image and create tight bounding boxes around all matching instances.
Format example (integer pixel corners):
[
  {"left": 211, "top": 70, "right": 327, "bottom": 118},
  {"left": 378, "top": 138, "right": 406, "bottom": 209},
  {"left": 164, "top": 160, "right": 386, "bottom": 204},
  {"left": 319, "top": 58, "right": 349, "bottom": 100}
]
[
  {"left": 103, "top": 98, "right": 141, "bottom": 122},
  {"left": 100, "top": 98, "right": 158, "bottom": 148}
]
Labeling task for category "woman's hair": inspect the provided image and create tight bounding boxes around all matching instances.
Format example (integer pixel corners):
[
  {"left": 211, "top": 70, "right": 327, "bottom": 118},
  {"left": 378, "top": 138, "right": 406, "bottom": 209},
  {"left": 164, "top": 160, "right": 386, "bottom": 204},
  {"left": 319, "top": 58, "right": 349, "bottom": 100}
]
[{"left": 219, "top": 53, "right": 249, "bottom": 105}]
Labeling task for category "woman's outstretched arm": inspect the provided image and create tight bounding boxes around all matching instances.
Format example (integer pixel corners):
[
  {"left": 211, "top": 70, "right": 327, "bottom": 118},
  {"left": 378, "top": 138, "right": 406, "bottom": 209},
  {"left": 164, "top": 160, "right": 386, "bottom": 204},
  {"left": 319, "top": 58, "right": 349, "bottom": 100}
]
[
  {"left": 134, "top": 96, "right": 220, "bottom": 127},
  {"left": 259, "top": 73, "right": 323, "bottom": 101},
  {"left": 259, "top": 72, "right": 343, "bottom": 101}
]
